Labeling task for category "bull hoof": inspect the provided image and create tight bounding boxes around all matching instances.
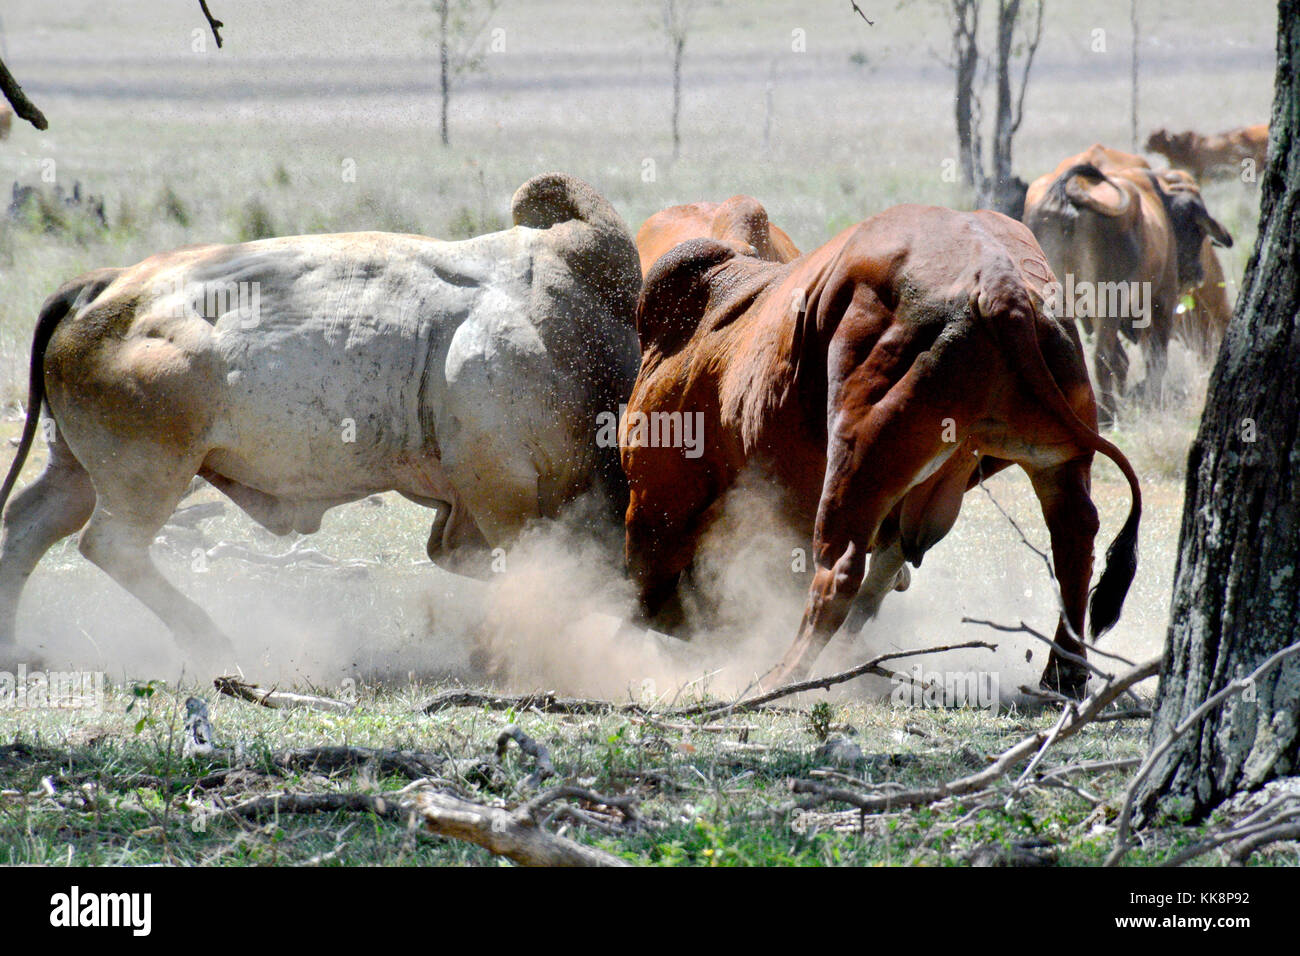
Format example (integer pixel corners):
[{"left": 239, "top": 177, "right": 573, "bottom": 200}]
[{"left": 1039, "top": 662, "right": 1089, "bottom": 701}]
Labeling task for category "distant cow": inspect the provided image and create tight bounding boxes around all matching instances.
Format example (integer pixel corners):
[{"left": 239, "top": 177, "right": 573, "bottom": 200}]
[
  {"left": 635, "top": 195, "right": 800, "bottom": 276},
  {"left": 0, "top": 102, "right": 12, "bottom": 140},
  {"left": 623, "top": 205, "right": 1142, "bottom": 698},
  {"left": 1145, "top": 124, "right": 1268, "bottom": 180},
  {"left": 0, "top": 173, "right": 642, "bottom": 670},
  {"left": 1023, "top": 144, "right": 1232, "bottom": 421}
]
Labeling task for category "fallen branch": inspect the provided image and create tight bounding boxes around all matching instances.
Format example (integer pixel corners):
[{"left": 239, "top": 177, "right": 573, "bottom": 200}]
[
  {"left": 1161, "top": 794, "right": 1300, "bottom": 867},
  {"left": 407, "top": 788, "right": 630, "bottom": 867},
  {"left": 225, "top": 791, "right": 402, "bottom": 821},
  {"left": 422, "top": 689, "right": 626, "bottom": 716},
  {"left": 496, "top": 725, "right": 556, "bottom": 789},
  {"left": 788, "top": 656, "right": 1160, "bottom": 816},
  {"left": 215, "top": 676, "right": 356, "bottom": 715},
  {"left": 669, "top": 640, "right": 998, "bottom": 720},
  {"left": 269, "top": 746, "right": 446, "bottom": 781},
  {"left": 1105, "top": 639, "right": 1300, "bottom": 867}
]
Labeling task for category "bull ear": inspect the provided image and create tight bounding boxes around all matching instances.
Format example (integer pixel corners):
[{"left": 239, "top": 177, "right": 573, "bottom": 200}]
[{"left": 1199, "top": 207, "right": 1233, "bottom": 248}]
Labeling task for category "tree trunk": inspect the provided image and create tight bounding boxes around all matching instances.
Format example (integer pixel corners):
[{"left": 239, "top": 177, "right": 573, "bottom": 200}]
[
  {"left": 952, "top": 0, "right": 979, "bottom": 187},
  {"left": 1130, "top": 0, "right": 1139, "bottom": 151},
  {"left": 671, "top": 35, "right": 684, "bottom": 160},
  {"left": 1131, "top": 0, "right": 1300, "bottom": 826},
  {"left": 991, "top": 0, "right": 1017, "bottom": 190},
  {"left": 439, "top": 0, "right": 450, "bottom": 147}
]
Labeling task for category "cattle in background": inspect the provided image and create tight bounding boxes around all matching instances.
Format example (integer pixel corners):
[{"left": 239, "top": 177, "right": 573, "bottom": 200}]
[
  {"left": 635, "top": 195, "right": 800, "bottom": 276},
  {"left": 623, "top": 206, "right": 1142, "bottom": 698},
  {"left": 0, "top": 173, "right": 642, "bottom": 670},
  {"left": 1023, "top": 144, "right": 1233, "bottom": 422},
  {"left": 0, "top": 102, "right": 12, "bottom": 140},
  {"left": 1145, "top": 124, "right": 1268, "bottom": 181}
]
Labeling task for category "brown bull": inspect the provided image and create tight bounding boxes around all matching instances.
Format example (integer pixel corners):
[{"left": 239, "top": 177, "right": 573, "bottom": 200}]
[
  {"left": 635, "top": 195, "right": 799, "bottom": 277},
  {"left": 622, "top": 205, "right": 1142, "bottom": 698},
  {"left": 1023, "top": 144, "right": 1232, "bottom": 422},
  {"left": 1145, "top": 123, "right": 1268, "bottom": 181}
]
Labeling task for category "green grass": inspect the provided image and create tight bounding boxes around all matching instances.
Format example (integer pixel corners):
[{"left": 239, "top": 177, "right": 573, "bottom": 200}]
[{"left": 3, "top": 679, "right": 1293, "bottom": 866}]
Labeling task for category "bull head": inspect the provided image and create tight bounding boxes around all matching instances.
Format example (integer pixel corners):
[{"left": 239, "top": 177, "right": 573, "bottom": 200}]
[{"left": 1157, "top": 172, "right": 1233, "bottom": 287}]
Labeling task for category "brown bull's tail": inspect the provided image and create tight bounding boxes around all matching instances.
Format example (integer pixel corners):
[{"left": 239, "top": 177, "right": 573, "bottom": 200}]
[
  {"left": 972, "top": 280, "right": 1143, "bottom": 640},
  {"left": 0, "top": 272, "right": 116, "bottom": 514}
]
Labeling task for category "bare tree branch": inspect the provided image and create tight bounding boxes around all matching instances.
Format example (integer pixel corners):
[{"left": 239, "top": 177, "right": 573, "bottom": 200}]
[
  {"left": 0, "top": 55, "right": 47, "bottom": 130},
  {"left": 198, "top": 0, "right": 224, "bottom": 49}
]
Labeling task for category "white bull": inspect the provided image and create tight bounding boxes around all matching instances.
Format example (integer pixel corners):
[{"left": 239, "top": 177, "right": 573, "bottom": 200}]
[{"left": 0, "top": 173, "right": 641, "bottom": 669}]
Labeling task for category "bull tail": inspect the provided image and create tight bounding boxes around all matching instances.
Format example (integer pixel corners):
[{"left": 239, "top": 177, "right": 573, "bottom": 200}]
[
  {"left": 973, "top": 280, "right": 1143, "bottom": 640},
  {"left": 0, "top": 271, "right": 117, "bottom": 514}
]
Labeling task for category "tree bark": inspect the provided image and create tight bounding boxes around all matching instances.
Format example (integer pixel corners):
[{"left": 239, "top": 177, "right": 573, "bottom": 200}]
[{"left": 1131, "top": 0, "right": 1300, "bottom": 826}]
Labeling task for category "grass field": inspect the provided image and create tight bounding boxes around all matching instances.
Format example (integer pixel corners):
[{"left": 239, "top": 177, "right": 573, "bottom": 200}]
[{"left": 0, "top": 1, "right": 1283, "bottom": 865}]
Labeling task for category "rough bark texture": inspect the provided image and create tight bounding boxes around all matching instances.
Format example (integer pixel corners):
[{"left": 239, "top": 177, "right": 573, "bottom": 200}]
[{"left": 1132, "top": 0, "right": 1300, "bottom": 826}]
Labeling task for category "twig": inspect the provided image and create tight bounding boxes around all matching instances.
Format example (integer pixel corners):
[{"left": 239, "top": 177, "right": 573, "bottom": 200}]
[
  {"left": 521, "top": 785, "right": 641, "bottom": 828},
  {"left": 963, "top": 616, "right": 1113, "bottom": 681},
  {"left": 496, "top": 725, "right": 556, "bottom": 789},
  {"left": 669, "top": 640, "right": 998, "bottom": 720},
  {"left": 1161, "top": 796, "right": 1300, "bottom": 867},
  {"left": 0, "top": 55, "right": 48, "bottom": 130},
  {"left": 849, "top": 1, "right": 875, "bottom": 26},
  {"left": 1105, "top": 640, "right": 1300, "bottom": 867},
  {"left": 1227, "top": 821, "right": 1300, "bottom": 863},
  {"left": 787, "top": 656, "right": 1160, "bottom": 816},
  {"left": 198, "top": 0, "right": 224, "bottom": 48},
  {"left": 214, "top": 676, "right": 355, "bottom": 715}
]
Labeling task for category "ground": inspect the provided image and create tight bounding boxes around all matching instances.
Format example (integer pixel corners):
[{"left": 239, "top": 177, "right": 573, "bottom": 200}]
[{"left": 0, "top": 0, "right": 1283, "bottom": 864}]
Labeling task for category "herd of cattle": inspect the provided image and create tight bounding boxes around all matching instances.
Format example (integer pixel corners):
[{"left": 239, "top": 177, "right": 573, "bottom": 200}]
[{"left": 0, "top": 123, "right": 1262, "bottom": 699}]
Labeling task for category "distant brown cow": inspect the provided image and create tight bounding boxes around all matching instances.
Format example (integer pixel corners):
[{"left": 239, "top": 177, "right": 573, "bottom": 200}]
[
  {"left": 635, "top": 195, "right": 800, "bottom": 276},
  {"left": 0, "top": 102, "right": 12, "bottom": 140},
  {"left": 1023, "top": 144, "right": 1232, "bottom": 421},
  {"left": 622, "top": 205, "right": 1142, "bottom": 698},
  {"left": 1145, "top": 124, "right": 1268, "bottom": 181}
]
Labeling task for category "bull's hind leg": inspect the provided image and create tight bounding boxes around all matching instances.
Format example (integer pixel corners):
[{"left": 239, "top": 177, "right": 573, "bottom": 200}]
[
  {"left": 765, "top": 389, "right": 960, "bottom": 688},
  {"left": 1027, "top": 457, "right": 1099, "bottom": 698},
  {"left": 0, "top": 432, "right": 96, "bottom": 664},
  {"left": 77, "top": 453, "right": 235, "bottom": 668}
]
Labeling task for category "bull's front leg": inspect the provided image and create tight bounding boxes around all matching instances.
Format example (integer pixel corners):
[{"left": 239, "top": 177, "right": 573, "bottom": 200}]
[{"left": 764, "top": 540, "right": 868, "bottom": 688}]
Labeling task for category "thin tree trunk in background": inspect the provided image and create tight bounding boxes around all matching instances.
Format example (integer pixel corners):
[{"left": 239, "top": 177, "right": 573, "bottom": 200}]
[
  {"left": 952, "top": 0, "right": 979, "bottom": 187},
  {"left": 762, "top": 59, "right": 775, "bottom": 155},
  {"left": 671, "top": 35, "right": 684, "bottom": 159},
  {"left": 991, "top": 0, "right": 1017, "bottom": 191},
  {"left": 439, "top": 0, "right": 450, "bottom": 147},
  {"left": 1131, "top": 0, "right": 1300, "bottom": 826},
  {"left": 1130, "top": 0, "right": 1139, "bottom": 151}
]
